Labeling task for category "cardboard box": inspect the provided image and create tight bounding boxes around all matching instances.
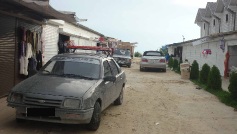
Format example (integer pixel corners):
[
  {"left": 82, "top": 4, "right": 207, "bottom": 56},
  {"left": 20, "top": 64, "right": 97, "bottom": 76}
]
[
  {"left": 180, "top": 63, "right": 190, "bottom": 69},
  {"left": 181, "top": 69, "right": 190, "bottom": 79}
]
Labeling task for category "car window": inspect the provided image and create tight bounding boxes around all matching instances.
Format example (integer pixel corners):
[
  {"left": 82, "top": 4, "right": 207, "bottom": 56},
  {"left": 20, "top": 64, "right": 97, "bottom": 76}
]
[
  {"left": 114, "top": 48, "right": 131, "bottom": 56},
  {"left": 40, "top": 57, "right": 100, "bottom": 79},
  {"left": 143, "top": 51, "right": 163, "bottom": 56},
  {"left": 103, "top": 61, "right": 113, "bottom": 77},
  {"left": 108, "top": 59, "right": 119, "bottom": 76}
]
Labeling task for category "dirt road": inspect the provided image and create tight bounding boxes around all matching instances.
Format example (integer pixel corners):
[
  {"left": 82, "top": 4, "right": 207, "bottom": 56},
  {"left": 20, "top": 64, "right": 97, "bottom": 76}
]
[{"left": 0, "top": 58, "right": 237, "bottom": 134}]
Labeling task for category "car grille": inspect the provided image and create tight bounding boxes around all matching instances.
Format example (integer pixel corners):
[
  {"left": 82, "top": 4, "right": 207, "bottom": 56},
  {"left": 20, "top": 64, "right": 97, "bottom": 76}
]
[{"left": 23, "top": 96, "right": 62, "bottom": 108}]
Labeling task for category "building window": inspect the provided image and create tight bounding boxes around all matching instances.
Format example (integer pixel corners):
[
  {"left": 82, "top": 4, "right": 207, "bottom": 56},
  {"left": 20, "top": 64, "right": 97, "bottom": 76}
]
[
  {"left": 226, "top": 14, "right": 229, "bottom": 22},
  {"left": 213, "top": 19, "right": 215, "bottom": 26},
  {"left": 204, "top": 23, "right": 205, "bottom": 30}
]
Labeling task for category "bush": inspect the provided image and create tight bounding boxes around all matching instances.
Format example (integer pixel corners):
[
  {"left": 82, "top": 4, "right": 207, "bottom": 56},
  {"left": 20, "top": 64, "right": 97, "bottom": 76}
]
[
  {"left": 207, "top": 65, "right": 222, "bottom": 90},
  {"left": 228, "top": 72, "right": 237, "bottom": 99},
  {"left": 173, "top": 59, "right": 178, "bottom": 71},
  {"left": 134, "top": 52, "right": 142, "bottom": 57},
  {"left": 190, "top": 60, "right": 199, "bottom": 80},
  {"left": 168, "top": 57, "right": 173, "bottom": 68},
  {"left": 177, "top": 60, "right": 183, "bottom": 73},
  {"left": 199, "top": 63, "right": 210, "bottom": 84}
]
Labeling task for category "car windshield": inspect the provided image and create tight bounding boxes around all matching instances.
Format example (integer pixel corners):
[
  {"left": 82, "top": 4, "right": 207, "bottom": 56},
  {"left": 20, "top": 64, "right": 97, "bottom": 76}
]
[
  {"left": 143, "top": 51, "right": 163, "bottom": 56},
  {"left": 39, "top": 57, "right": 100, "bottom": 79},
  {"left": 114, "top": 49, "right": 131, "bottom": 56}
]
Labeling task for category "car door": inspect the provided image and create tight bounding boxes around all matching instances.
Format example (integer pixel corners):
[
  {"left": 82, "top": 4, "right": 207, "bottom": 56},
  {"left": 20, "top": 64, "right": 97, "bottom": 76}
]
[
  {"left": 102, "top": 60, "right": 115, "bottom": 108},
  {"left": 108, "top": 59, "right": 124, "bottom": 101}
]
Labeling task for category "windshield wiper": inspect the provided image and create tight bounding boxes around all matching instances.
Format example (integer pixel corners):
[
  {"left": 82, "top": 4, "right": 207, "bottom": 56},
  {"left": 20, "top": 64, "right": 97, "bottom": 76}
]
[
  {"left": 60, "top": 74, "right": 94, "bottom": 80},
  {"left": 41, "top": 70, "right": 51, "bottom": 74}
]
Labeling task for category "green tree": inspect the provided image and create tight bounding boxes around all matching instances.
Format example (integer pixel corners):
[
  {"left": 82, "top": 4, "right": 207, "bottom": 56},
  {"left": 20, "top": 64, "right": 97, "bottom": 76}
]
[
  {"left": 207, "top": 65, "right": 222, "bottom": 90},
  {"left": 177, "top": 60, "right": 183, "bottom": 73},
  {"left": 199, "top": 63, "right": 210, "bottom": 84},
  {"left": 228, "top": 72, "right": 237, "bottom": 99},
  {"left": 173, "top": 59, "right": 178, "bottom": 71},
  {"left": 134, "top": 51, "right": 142, "bottom": 57},
  {"left": 190, "top": 60, "right": 199, "bottom": 80},
  {"left": 168, "top": 57, "right": 174, "bottom": 68}
]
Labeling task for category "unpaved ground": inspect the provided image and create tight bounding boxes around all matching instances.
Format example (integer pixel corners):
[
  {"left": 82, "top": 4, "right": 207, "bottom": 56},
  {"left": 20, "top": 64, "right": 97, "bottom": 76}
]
[{"left": 0, "top": 58, "right": 237, "bottom": 134}]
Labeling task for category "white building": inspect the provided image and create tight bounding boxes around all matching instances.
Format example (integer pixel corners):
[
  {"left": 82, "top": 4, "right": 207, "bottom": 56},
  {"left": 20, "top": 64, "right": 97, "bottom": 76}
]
[
  {"left": 42, "top": 18, "right": 103, "bottom": 64},
  {"left": 167, "top": 0, "right": 237, "bottom": 77}
]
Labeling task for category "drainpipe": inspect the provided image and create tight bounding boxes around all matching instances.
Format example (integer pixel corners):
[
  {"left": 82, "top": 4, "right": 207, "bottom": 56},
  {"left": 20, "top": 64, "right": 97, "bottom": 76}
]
[{"left": 226, "top": 8, "right": 236, "bottom": 31}]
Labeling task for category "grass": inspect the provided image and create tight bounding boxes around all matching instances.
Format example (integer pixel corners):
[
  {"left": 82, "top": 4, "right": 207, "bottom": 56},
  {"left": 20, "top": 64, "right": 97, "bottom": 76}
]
[{"left": 191, "top": 80, "right": 237, "bottom": 109}]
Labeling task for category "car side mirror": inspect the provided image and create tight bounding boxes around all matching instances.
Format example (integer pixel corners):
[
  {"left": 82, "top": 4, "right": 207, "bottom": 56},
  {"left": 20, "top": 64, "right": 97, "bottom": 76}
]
[{"left": 104, "top": 76, "right": 116, "bottom": 82}]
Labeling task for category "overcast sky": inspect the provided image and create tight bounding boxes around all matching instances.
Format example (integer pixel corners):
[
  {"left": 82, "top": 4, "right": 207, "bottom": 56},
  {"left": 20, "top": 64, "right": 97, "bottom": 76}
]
[{"left": 50, "top": 0, "right": 216, "bottom": 53}]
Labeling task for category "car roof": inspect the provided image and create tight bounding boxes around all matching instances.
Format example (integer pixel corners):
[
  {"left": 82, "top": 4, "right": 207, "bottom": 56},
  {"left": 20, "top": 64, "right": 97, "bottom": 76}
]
[{"left": 53, "top": 53, "right": 112, "bottom": 60}]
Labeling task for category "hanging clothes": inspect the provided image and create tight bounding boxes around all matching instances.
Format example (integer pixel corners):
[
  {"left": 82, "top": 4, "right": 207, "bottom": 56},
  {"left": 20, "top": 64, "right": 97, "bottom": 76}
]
[
  {"left": 36, "top": 50, "right": 42, "bottom": 70},
  {"left": 26, "top": 43, "right": 33, "bottom": 59}
]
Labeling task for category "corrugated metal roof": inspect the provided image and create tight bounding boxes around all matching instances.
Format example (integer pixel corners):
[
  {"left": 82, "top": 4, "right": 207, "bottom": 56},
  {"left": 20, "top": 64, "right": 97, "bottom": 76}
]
[
  {"left": 0, "top": 0, "right": 78, "bottom": 23},
  {"left": 167, "top": 30, "right": 237, "bottom": 47}
]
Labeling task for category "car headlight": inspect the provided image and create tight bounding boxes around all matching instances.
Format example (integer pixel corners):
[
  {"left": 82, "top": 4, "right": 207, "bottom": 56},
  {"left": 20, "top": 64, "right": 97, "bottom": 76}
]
[
  {"left": 63, "top": 99, "right": 80, "bottom": 109},
  {"left": 8, "top": 93, "right": 23, "bottom": 103}
]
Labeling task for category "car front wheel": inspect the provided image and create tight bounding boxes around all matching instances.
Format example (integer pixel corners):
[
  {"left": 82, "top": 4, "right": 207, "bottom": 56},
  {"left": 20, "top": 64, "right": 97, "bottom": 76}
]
[
  {"left": 87, "top": 102, "right": 101, "bottom": 131},
  {"left": 114, "top": 86, "right": 124, "bottom": 105}
]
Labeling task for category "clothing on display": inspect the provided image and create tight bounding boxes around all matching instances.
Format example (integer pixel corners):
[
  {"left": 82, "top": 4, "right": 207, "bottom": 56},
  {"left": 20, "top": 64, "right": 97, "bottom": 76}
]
[{"left": 18, "top": 27, "right": 42, "bottom": 76}]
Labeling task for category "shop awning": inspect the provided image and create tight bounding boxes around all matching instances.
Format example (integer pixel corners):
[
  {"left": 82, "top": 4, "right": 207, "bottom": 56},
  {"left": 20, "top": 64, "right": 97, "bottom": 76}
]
[{"left": 0, "top": 0, "right": 78, "bottom": 24}]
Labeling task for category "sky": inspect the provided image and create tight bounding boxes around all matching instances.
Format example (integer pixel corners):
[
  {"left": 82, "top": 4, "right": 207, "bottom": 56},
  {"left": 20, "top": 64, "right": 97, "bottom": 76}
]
[{"left": 50, "top": 0, "right": 217, "bottom": 53}]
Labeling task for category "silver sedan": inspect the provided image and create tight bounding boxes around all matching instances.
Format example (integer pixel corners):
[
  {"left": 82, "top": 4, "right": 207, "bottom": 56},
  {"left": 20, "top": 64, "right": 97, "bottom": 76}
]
[{"left": 140, "top": 51, "right": 166, "bottom": 72}]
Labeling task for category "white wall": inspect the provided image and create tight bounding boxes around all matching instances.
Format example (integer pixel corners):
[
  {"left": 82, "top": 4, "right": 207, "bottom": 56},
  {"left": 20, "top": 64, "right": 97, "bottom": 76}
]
[
  {"left": 43, "top": 24, "right": 59, "bottom": 64},
  {"left": 201, "top": 22, "right": 209, "bottom": 37},
  {"left": 182, "top": 38, "right": 226, "bottom": 76},
  {"left": 63, "top": 22, "right": 100, "bottom": 40},
  {"left": 220, "top": 10, "right": 234, "bottom": 32},
  {"left": 210, "top": 17, "right": 220, "bottom": 34}
]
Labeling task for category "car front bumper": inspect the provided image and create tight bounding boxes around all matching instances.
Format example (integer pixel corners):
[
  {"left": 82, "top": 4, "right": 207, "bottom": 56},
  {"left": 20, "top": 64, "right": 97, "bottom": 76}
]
[
  {"left": 114, "top": 59, "right": 131, "bottom": 66},
  {"left": 8, "top": 103, "right": 94, "bottom": 124}
]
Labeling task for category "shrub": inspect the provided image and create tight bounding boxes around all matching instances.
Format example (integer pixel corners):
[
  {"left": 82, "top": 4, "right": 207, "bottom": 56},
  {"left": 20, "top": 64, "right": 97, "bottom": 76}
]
[
  {"left": 168, "top": 57, "right": 174, "bottom": 68},
  {"left": 173, "top": 59, "right": 178, "bottom": 71},
  {"left": 177, "top": 60, "right": 183, "bottom": 73},
  {"left": 199, "top": 63, "right": 210, "bottom": 84},
  {"left": 190, "top": 60, "right": 199, "bottom": 80},
  {"left": 228, "top": 72, "right": 237, "bottom": 99},
  {"left": 134, "top": 52, "right": 142, "bottom": 57},
  {"left": 207, "top": 65, "right": 222, "bottom": 90}
]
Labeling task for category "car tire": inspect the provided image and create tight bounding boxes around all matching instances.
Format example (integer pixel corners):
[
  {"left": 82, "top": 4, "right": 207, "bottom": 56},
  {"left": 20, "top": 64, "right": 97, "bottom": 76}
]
[
  {"left": 128, "top": 64, "right": 131, "bottom": 68},
  {"left": 114, "top": 86, "right": 124, "bottom": 105},
  {"left": 140, "top": 66, "right": 144, "bottom": 72},
  {"left": 163, "top": 68, "right": 166, "bottom": 72},
  {"left": 87, "top": 102, "right": 101, "bottom": 131}
]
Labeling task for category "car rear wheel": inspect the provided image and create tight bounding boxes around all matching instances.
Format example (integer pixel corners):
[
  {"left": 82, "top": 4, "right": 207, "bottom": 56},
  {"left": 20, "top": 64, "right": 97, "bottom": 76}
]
[
  {"left": 114, "top": 86, "right": 124, "bottom": 105},
  {"left": 140, "top": 66, "right": 144, "bottom": 72},
  {"left": 87, "top": 102, "right": 101, "bottom": 131},
  {"left": 128, "top": 64, "right": 131, "bottom": 68}
]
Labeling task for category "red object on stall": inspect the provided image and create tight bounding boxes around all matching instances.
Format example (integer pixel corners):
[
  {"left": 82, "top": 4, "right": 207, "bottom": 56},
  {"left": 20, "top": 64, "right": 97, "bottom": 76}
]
[
  {"left": 67, "top": 45, "right": 112, "bottom": 51},
  {"left": 99, "top": 37, "right": 104, "bottom": 42}
]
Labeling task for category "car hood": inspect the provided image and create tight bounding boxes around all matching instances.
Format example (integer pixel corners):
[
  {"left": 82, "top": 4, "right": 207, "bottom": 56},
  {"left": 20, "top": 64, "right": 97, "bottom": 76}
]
[
  {"left": 12, "top": 74, "right": 98, "bottom": 98},
  {"left": 113, "top": 54, "right": 131, "bottom": 59}
]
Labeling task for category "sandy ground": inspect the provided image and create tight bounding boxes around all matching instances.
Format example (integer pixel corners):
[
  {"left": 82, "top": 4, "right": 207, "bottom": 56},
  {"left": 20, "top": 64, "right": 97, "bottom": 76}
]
[{"left": 0, "top": 57, "right": 237, "bottom": 134}]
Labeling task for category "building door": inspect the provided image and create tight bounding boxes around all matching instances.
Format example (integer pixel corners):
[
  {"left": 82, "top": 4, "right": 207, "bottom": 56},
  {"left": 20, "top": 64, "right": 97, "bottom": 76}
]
[{"left": 0, "top": 14, "right": 16, "bottom": 97}]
